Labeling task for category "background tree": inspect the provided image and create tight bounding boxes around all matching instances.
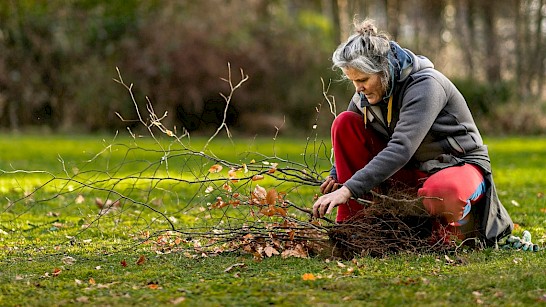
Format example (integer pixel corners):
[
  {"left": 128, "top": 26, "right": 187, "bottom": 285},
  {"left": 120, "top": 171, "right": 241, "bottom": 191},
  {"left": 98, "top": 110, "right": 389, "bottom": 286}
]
[{"left": 0, "top": 0, "right": 545, "bottom": 135}]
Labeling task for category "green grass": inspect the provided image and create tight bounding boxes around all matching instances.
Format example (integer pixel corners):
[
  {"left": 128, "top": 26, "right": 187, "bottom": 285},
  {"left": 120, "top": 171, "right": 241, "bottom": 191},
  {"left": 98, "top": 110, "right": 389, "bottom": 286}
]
[{"left": 1, "top": 134, "right": 545, "bottom": 306}]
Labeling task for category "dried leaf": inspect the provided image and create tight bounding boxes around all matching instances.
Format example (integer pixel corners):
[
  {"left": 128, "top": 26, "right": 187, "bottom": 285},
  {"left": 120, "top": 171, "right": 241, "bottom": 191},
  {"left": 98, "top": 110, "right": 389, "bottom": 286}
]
[
  {"left": 75, "top": 194, "right": 85, "bottom": 204},
  {"left": 252, "top": 175, "right": 264, "bottom": 181},
  {"left": 147, "top": 283, "right": 160, "bottom": 290},
  {"left": 208, "top": 164, "right": 223, "bottom": 173},
  {"left": 136, "top": 255, "right": 146, "bottom": 265},
  {"left": 222, "top": 183, "right": 232, "bottom": 192},
  {"left": 224, "top": 263, "right": 245, "bottom": 272},
  {"left": 121, "top": 259, "right": 127, "bottom": 267},
  {"left": 89, "top": 278, "right": 96, "bottom": 285},
  {"left": 275, "top": 207, "right": 287, "bottom": 217},
  {"left": 62, "top": 256, "right": 76, "bottom": 265},
  {"left": 228, "top": 169, "right": 238, "bottom": 178},
  {"left": 52, "top": 268, "right": 61, "bottom": 277},
  {"left": 288, "top": 229, "right": 295, "bottom": 241},
  {"left": 252, "top": 185, "right": 267, "bottom": 203},
  {"left": 260, "top": 205, "right": 277, "bottom": 217},
  {"left": 213, "top": 197, "right": 227, "bottom": 209},
  {"left": 171, "top": 297, "right": 186, "bottom": 305},
  {"left": 281, "top": 244, "right": 308, "bottom": 258},
  {"left": 266, "top": 189, "right": 278, "bottom": 206},
  {"left": 302, "top": 273, "right": 316, "bottom": 281},
  {"left": 264, "top": 246, "right": 280, "bottom": 257}
]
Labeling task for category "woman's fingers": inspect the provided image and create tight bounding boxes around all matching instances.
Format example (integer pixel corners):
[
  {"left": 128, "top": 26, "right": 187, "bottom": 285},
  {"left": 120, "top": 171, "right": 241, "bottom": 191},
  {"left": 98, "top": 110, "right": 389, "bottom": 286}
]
[
  {"left": 312, "top": 187, "right": 352, "bottom": 218},
  {"left": 320, "top": 177, "right": 340, "bottom": 194}
]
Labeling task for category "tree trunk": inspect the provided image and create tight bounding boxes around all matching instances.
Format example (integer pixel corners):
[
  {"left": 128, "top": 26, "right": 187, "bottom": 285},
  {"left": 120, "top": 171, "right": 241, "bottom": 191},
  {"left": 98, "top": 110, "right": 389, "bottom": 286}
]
[
  {"left": 456, "top": 0, "right": 476, "bottom": 79},
  {"left": 325, "top": 0, "right": 341, "bottom": 43},
  {"left": 480, "top": 0, "right": 501, "bottom": 83},
  {"left": 533, "top": 0, "right": 544, "bottom": 97}
]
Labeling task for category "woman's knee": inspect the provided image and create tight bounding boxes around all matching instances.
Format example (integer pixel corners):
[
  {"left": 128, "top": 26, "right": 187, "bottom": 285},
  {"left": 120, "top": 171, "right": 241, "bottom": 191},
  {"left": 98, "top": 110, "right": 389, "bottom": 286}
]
[{"left": 418, "top": 164, "right": 485, "bottom": 223}]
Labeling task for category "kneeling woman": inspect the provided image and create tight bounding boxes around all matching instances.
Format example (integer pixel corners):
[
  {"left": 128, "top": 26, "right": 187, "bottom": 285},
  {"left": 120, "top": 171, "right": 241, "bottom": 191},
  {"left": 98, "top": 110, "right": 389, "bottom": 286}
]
[{"left": 312, "top": 19, "right": 513, "bottom": 246}]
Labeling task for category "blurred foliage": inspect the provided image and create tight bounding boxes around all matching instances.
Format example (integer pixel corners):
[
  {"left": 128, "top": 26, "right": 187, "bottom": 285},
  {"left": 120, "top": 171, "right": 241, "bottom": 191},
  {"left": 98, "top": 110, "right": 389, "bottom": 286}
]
[
  {"left": 0, "top": 0, "right": 545, "bottom": 135},
  {"left": 452, "top": 78, "right": 513, "bottom": 116},
  {"left": 0, "top": 0, "right": 338, "bottom": 135}
]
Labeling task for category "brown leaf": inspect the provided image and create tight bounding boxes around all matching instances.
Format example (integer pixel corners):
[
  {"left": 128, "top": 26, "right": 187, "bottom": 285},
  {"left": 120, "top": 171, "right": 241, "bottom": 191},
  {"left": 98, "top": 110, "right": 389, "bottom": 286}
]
[
  {"left": 136, "top": 255, "right": 146, "bottom": 265},
  {"left": 95, "top": 198, "right": 104, "bottom": 209},
  {"left": 252, "top": 175, "right": 264, "bottom": 181},
  {"left": 52, "top": 268, "right": 61, "bottom": 277},
  {"left": 252, "top": 185, "right": 267, "bottom": 203},
  {"left": 89, "top": 278, "right": 96, "bottom": 285},
  {"left": 222, "top": 183, "right": 232, "bottom": 192},
  {"left": 208, "top": 164, "right": 223, "bottom": 173},
  {"left": 281, "top": 244, "right": 308, "bottom": 258},
  {"left": 147, "top": 283, "right": 160, "bottom": 290},
  {"left": 259, "top": 205, "right": 277, "bottom": 217},
  {"left": 288, "top": 229, "right": 295, "bottom": 241},
  {"left": 275, "top": 207, "right": 287, "bottom": 217},
  {"left": 264, "top": 246, "right": 280, "bottom": 257},
  {"left": 266, "top": 189, "right": 278, "bottom": 206},
  {"left": 121, "top": 259, "right": 127, "bottom": 267},
  {"left": 228, "top": 169, "right": 238, "bottom": 178}
]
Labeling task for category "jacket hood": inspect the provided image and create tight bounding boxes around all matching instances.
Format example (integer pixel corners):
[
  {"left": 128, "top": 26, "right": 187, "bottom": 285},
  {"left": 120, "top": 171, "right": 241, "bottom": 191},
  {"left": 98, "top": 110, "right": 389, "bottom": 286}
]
[{"left": 388, "top": 42, "right": 434, "bottom": 84}]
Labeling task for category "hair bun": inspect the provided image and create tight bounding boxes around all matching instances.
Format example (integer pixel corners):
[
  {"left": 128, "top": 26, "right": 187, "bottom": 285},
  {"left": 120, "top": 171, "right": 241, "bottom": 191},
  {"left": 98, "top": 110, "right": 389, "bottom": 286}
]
[{"left": 355, "top": 20, "right": 378, "bottom": 36}]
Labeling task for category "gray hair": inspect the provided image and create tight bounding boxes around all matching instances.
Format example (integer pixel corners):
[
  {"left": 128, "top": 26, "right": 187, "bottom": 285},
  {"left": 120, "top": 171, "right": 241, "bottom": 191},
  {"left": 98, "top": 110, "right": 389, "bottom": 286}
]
[{"left": 332, "top": 19, "right": 391, "bottom": 93}]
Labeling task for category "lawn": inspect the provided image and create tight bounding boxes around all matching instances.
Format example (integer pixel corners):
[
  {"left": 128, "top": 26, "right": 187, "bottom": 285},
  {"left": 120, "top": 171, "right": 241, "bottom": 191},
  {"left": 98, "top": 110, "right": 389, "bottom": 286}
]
[{"left": 0, "top": 133, "right": 545, "bottom": 306}]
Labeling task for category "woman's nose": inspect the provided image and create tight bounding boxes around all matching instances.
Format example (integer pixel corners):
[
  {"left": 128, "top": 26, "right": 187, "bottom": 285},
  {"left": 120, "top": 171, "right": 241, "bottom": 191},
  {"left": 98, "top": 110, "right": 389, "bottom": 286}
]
[
  {"left": 354, "top": 82, "right": 365, "bottom": 92},
  {"left": 355, "top": 83, "right": 364, "bottom": 92}
]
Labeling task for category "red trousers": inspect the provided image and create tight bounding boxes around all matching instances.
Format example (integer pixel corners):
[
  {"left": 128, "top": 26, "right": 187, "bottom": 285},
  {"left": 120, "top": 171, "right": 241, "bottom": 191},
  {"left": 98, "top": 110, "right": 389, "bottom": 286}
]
[{"left": 332, "top": 111, "right": 485, "bottom": 230}]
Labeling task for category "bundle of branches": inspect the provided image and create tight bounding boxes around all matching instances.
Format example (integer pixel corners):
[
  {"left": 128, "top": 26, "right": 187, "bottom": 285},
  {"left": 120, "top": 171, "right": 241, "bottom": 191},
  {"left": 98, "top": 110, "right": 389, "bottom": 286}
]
[{"left": 327, "top": 190, "right": 454, "bottom": 259}]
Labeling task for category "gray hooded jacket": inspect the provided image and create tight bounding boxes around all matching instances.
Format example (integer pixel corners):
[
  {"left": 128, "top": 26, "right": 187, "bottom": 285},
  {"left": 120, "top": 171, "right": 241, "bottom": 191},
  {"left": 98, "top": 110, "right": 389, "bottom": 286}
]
[{"left": 334, "top": 43, "right": 513, "bottom": 245}]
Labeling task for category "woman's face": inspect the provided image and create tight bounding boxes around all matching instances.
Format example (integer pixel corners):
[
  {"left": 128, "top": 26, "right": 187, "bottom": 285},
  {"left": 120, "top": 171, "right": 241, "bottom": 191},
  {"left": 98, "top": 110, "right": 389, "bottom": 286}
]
[{"left": 343, "top": 67, "right": 385, "bottom": 105}]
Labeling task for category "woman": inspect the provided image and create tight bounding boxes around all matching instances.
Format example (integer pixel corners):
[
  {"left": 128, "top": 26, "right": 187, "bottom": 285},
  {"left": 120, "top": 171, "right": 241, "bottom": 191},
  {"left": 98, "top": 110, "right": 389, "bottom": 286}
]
[{"left": 312, "top": 19, "right": 513, "bottom": 245}]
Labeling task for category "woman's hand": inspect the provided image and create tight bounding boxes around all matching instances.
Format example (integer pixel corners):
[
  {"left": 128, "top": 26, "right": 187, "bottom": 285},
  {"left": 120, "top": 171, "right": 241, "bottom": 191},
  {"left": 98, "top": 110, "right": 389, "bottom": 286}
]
[
  {"left": 312, "top": 186, "right": 352, "bottom": 218},
  {"left": 320, "top": 176, "right": 341, "bottom": 194}
]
